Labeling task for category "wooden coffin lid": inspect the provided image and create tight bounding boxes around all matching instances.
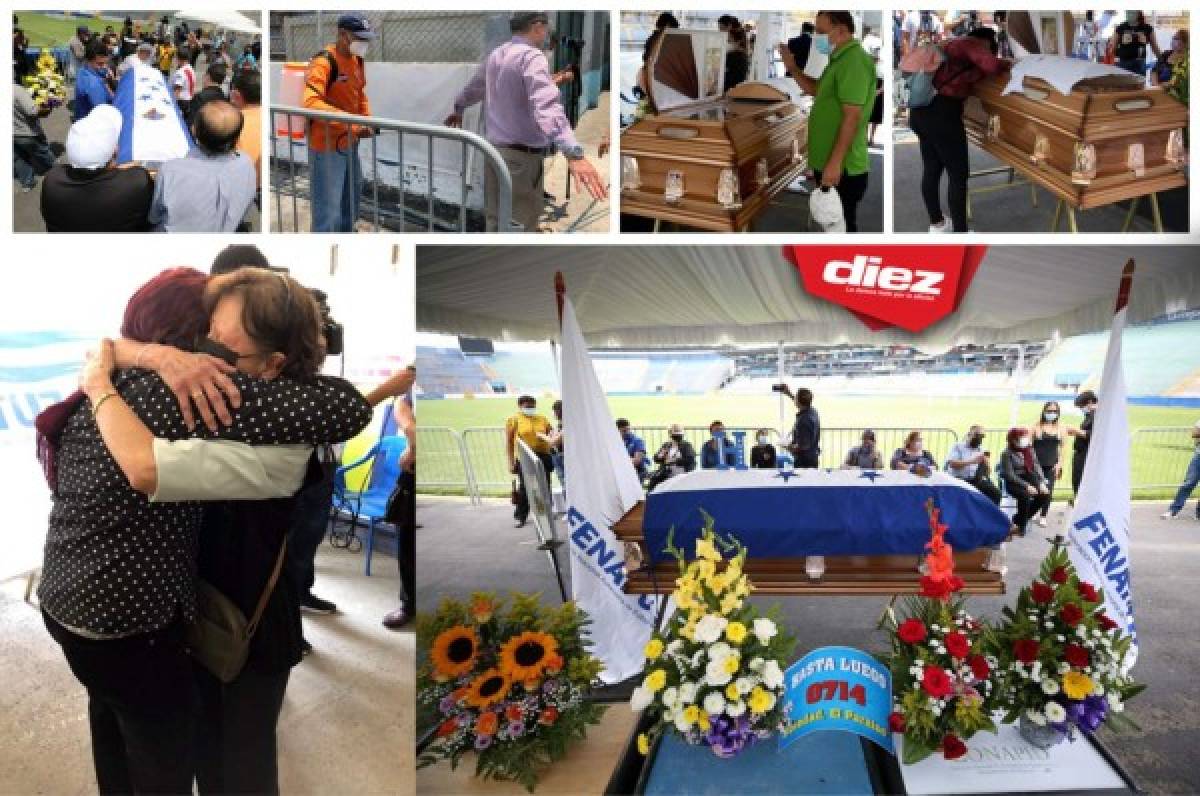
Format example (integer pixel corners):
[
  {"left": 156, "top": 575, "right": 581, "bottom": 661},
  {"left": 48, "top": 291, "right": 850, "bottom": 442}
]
[
  {"left": 725, "top": 81, "right": 792, "bottom": 102},
  {"left": 647, "top": 28, "right": 729, "bottom": 113}
]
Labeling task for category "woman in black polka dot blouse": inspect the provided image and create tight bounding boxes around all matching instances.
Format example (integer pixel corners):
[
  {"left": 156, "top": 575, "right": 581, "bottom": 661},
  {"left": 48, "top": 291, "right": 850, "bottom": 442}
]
[{"left": 37, "top": 267, "right": 372, "bottom": 794}]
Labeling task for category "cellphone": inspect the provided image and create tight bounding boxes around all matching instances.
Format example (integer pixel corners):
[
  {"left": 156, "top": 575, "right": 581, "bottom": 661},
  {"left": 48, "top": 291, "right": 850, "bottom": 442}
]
[{"left": 771, "top": 383, "right": 788, "bottom": 393}]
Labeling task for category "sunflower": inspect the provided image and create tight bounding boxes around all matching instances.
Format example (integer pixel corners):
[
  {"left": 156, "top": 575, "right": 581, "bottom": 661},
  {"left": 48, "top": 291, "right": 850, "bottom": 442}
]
[
  {"left": 430, "top": 625, "right": 479, "bottom": 679},
  {"left": 466, "top": 668, "right": 511, "bottom": 710},
  {"left": 499, "top": 631, "right": 560, "bottom": 682}
]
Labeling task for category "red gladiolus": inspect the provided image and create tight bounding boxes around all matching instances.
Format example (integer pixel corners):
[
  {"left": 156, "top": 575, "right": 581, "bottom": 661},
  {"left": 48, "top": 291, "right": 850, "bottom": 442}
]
[
  {"left": 942, "top": 734, "right": 968, "bottom": 760},
  {"left": 1013, "top": 638, "right": 1040, "bottom": 664},
  {"left": 898, "top": 618, "right": 928, "bottom": 644},
  {"left": 1078, "top": 582, "right": 1099, "bottom": 602},
  {"left": 967, "top": 654, "right": 990, "bottom": 680},
  {"left": 539, "top": 706, "right": 559, "bottom": 725},
  {"left": 1060, "top": 603, "right": 1084, "bottom": 627},
  {"left": 1097, "top": 613, "right": 1119, "bottom": 631},
  {"left": 1064, "top": 644, "right": 1089, "bottom": 668},
  {"left": 922, "top": 666, "right": 954, "bottom": 699},
  {"left": 919, "top": 576, "right": 951, "bottom": 599},
  {"left": 1051, "top": 566, "right": 1069, "bottom": 584},
  {"left": 944, "top": 631, "right": 970, "bottom": 659},
  {"left": 437, "top": 718, "right": 459, "bottom": 738},
  {"left": 889, "top": 712, "right": 906, "bottom": 733},
  {"left": 1030, "top": 581, "right": 1055, "bottom": 604}
]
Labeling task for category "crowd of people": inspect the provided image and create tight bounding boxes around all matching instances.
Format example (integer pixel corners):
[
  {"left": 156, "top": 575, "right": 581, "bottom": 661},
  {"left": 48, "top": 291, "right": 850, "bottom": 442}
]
[
  {"left": 12, "top": 14, "right": 262, "bottom": 233},
  {"left": 35, "top": 244, "right": 415, "bottom": 793}
]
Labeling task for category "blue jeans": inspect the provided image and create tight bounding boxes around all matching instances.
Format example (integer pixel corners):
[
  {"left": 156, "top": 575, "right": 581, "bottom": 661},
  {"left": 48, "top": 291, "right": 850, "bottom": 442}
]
[
  {"left": 308, "top": 142, "right": 362, "bottom": 233},
  {"left": 1168, "top": 450, "right": 1200, "bottom": 516},
  {"left": 14, "top": 136, "right": 56, "bottom": 188}
]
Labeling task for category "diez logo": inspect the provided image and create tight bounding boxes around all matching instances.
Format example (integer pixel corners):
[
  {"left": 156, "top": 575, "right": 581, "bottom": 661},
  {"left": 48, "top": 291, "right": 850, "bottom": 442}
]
[
  {"left": 784, "top": 245, "right": 986, "bottom": 333},
  {"left": 822, "top": 255, "right": 945, "bottom": 296}
]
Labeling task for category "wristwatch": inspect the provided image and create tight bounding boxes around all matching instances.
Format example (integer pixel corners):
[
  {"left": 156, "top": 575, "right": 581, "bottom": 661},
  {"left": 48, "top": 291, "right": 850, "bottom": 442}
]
[{"left": 562, "top": 144, "right": 585, "bottom": 161}]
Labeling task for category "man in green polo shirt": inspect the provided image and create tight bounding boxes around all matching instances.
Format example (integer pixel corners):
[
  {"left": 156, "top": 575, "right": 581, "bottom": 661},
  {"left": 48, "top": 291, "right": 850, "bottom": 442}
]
[{"left": 779, "top": 10, "right": 875, "bottom": 232}]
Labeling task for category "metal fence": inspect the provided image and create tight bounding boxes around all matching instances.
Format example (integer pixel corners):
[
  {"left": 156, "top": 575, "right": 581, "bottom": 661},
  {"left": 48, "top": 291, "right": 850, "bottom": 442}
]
[
  {"left": 276, "top": 11, "right": 501, "bottom": 65},
  {"left": 418, "top": 425, "right": 1198, "bottom": 501},
  {"left": 269, "top": 106, "right": 513, "bottom": 232}
]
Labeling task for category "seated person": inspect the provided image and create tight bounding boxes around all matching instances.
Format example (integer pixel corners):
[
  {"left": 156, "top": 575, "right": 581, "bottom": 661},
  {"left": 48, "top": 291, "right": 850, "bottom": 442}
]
[
  {"left": 750, "top": 428, "right": 777, "bottom": 469},
  {"left": 891, "top": 431, "right": 937, "bottom": 475},
  {"left": 616, "top": 418, "right": 649, "bottom": 482},
  {"left": 149, "top": 99, "right": 256, "bottom": 232},
  {"left": 41, "top": 106, "right": 154, "bottom": 233},
  {"left": 945, "top": 424, "right": 1001, "bottom": 504},
  {"left": 701, "top": 420, "right": 739, "bottom": 469},
  {"left": 999, "top": 427, "right": 1051, "bottom": 537},
  {"left": 646, "top": 423, "right": 696, "bottom": 491},
  {"left": 843, "top": 429, "right": 883, "bottom": 469}
]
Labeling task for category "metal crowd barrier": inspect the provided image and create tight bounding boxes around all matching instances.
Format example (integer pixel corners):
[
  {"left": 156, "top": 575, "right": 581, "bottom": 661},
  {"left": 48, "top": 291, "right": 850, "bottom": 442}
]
[{"left": 269, "top": 105, "right": 514, "bottom": 233}]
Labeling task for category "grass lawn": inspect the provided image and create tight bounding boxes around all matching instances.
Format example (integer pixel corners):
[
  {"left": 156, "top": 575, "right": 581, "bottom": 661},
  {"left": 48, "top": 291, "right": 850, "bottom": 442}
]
[
  {"left": 418, "top": 394, "right": 1197, "bottom": 499},
  {"left": 15, "top": 12, "right": 151, "bottom": 48}
]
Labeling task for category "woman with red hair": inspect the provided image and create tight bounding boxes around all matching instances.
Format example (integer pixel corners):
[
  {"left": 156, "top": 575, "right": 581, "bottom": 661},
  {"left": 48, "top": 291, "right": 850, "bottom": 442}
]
[
  {"left": 998, "top": 426, "right": 1051, "bottom": 536},
  {"left": 36, "top": 266, "right": 373, "bottom": 794}
]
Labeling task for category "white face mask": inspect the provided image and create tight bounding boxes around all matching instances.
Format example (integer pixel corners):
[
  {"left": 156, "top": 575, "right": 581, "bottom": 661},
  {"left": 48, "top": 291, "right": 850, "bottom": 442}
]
[
  {"left": 1019, "top": 437, "right": 1032, "bottom": 449},
  {"left": 757, "top": 435, "right": 768, "bottom": 445},
  {"left": 520, "top": 407, "right": 536, "bottom": 417},
  {"left": 349, "top": 40, "right": 369, "bottom": 58},
  {"left": 1044, "top": 411, "right": 1059, "bottom": 421}
]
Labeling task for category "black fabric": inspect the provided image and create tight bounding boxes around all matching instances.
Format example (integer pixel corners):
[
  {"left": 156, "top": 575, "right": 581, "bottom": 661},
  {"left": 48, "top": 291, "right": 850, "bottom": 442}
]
[
  {"left": 1074, "top": 413, "right": 1094, "bottom": 455},
  {"left": 790, "top": 406, "right": 821, "bottom": 461},
  {"left": 1039, "top": 467, "right": 1058, "bottom": 518},
  {"left": 1033, "top": 431, "right": 1062, "bottom": 470},
  {"left": 388, "top": 468, "right": 417, "bottom": 608},
  {"left": 284, "top": 464, "right": 335, "bottom": 599},
  {"left": 966, "top": 471, "right": 1002, "bottom": 505},
  {"left": 40, "top": 164, "right": 155, "bottom": 233},
  {"left": 1004, "top": 478, "right": 1051, "bottom": 534},
  {"left": 44, "top": 610, "right": 197, "bottom": 795},
  {"left": 513, "top": 450, "right": 555, "bottom": 524},
  {"left": 1113, "top": 22, "right": 1155, "bottom": 61},
  {"left": 869, "top": 77, "right": 884, "bottom": 125},
  {"left": 193, "top": 663, "right": 290, "bottom": 795},
  {"left": 1072, "top": 450, "right": 1087, "bottom": 496},
  {"left": 787, "top": 33, "right": 812, "bottom": 71},
  {"left": 724, "top": 50, "right": 749, "bottom": 91},
  {"left": 908, "top": 94, "right": 968, "bottom": 231},
  {"left": 810, "top": 169, "right": 869, "bottom": 232},
  {"left": 750, "top": 444, "right": 777, "bottom": 469}
]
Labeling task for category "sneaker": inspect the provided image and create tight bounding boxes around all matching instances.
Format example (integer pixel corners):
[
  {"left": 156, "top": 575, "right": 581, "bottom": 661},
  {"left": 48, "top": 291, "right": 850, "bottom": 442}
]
[
  {"left": 928, "top": 220, "right": 949, "bottom": 234},
  {"left": 785, "top": 177, "right": 810, "bottom": 194},
  {"left": 985, "top": 545, "right": 1008, "bottom": 576},
  {"left": 1036, "top": 516, "right": 1048, "bottom": 528},
  {"left": 301, "top": 593, "right": 337, "bottom": 614},
  {"left": 1160, "top": 509, "right": 1179, "bottom": 519},
  {"left": 515, "top": 517, "right": 528, "bottom": 528},
  {"left": 301, "top": 638, "right": 313, "bottom": 656},
  {"left": 383, "top": 605, "right": 410, "bottom": 630}
]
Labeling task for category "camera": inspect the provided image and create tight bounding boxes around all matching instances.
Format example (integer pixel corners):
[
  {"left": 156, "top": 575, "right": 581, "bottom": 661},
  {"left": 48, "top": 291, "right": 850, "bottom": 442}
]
[
  {"left": 771, "top": 383, "right": 789, "bottom": 393},
  {"left": 310, "top": 288, "right": 344, "bottom": 357}
]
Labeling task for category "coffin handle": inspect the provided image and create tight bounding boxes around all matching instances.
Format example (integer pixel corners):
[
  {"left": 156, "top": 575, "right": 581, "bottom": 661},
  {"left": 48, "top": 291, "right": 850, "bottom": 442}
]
[
  {"left": 1113, "top": 98, "right": 1154, "bottom": 112},
  {"left": 657, "top": 125, "right": 701, "bottom": 140}
]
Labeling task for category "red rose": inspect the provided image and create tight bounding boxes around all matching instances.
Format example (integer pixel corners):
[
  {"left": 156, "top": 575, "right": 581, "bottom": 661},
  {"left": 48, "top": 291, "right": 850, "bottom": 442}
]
[
  {"left": 538, "top": 706, "right": 559, "bottom": 725},
  {"left": 1030, "top": 581, "right": 1055, "bottom": 604},
  {"left": 942, "top": 733, "right": 968, "bottom": 760},
  {"left": 898, "top": 618, "right": 928, "bottom": 644},
  {"left": 944, "top": 631, "right": 970, "bottom": 659},
  {"left": 1064, "top": 644, "right": 1090, "bottom": 668},
  {"left": 889, "top": 711, "right": 907, "bottom": 733},
  {"left": 948, "top": 575, "right": 965, "bottom": 593},
  {"left": 1059, "top": 603, "right": 1084, "bottom": 627},
  {"left": 919, "top": 576, "right": 951, "bottom": 600},
  {"left": 1078, "top": 582, "right": 1099, "bottom": 602},
  {"left": 1097, "top": 613, "right": 1119, "bottom": 631},
  {"left": 967, "top": 654, "right": 990, "bottom": 681},
  {"left": 921, "top": 666, "right": 954, "bottom": 699},
  {"left": 436, "top": 718, "right": 459, "bottom": 738},
  {"left": 1013, "top": 638, "right": 1040, "bottom": 664},
  {"left": 1050, "top": 566, "right": 1069, "bottom": 584}
]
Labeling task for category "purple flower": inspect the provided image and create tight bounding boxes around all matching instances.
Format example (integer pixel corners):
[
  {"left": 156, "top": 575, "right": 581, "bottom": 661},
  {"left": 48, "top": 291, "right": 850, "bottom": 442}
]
[
  {"left": 474, "top": 734, "right": 493, "bottom": 751},
  {"left": 439, "top": 695, "right": 456, "bottom": 713},
  {"left": 1079, "top": 695, "right": 1108, "bottom": 733},
  {"left": 543, "top": 679, "right": 560, "bottom": 695},
  {"left": 509, "top": 719, "right": 527, "bottom": 737},
  {"left": 703, "top": 714, "right": 758, "bottom": 758}
]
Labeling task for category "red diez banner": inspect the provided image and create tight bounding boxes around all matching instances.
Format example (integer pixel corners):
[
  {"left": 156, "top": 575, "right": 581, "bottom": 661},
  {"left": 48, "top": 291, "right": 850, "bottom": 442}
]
[{"left": 783, "top": 245, "right": 988, "bottom": 333}]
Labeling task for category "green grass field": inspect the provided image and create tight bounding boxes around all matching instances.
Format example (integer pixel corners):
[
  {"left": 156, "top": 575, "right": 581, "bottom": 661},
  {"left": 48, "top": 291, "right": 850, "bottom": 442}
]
[
  {"left": 15, "top": 12, "right": 152, "bottom": 48},
  {"left": 418, "top": 394, "right": 1198, "bottom": 499}
]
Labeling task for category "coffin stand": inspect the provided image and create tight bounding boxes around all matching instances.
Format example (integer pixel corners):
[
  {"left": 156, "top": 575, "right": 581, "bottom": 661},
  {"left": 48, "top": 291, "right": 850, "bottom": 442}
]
[
  {"left": 964, "top": 69, "right": 1188, "bottom": 229},
  {"left": 620, "top": 29, "right": 810, "bottom": 232},
  {"left": 612, "top": 501, "right": 1005, "bottom": 598}
]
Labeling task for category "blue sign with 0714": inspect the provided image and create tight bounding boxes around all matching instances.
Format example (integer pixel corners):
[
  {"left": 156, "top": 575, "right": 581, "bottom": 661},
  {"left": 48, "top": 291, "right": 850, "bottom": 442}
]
[{"left": 779, "top": 646, "right": 893, "bottom": 754}]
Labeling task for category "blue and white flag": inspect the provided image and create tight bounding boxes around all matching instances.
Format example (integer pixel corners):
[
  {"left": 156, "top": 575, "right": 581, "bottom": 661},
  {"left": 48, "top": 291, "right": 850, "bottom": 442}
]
[
  {"left": 115, "top": 63, "right": 191, "bottom": 165},
  {"left": 1067, "top": 260, "right": 1137, "bottom": 670},
  {"left": 560, "top": 286, "right": 660, "bottom": 684}
]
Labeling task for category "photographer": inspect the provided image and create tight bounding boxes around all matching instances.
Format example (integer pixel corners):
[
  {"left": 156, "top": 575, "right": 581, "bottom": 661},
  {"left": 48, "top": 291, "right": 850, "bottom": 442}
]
[
  {"left": 646, "top": 423, "right": 696, "bottom": 491},
  {"left": 945, "top": 424, "right": 1001, "bottom": 504},
  {"left": 775, "top": 384, "right": 821, "bottom": 468}
]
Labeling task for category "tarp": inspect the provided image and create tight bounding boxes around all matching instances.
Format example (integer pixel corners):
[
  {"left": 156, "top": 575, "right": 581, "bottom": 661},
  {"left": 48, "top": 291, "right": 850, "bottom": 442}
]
[
  {"left": 416, "top": 246, "right": 1200, "bottom": 350},
  {"left": 173, "top": 10, "right": 261, "bottom": 34}
]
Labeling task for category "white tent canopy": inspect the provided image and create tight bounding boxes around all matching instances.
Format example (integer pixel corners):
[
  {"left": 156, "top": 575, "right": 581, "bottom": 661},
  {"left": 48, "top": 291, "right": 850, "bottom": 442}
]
[
  {"left": 173, "top": 10, "right": 261, "bottom": 34},
  {"left": 417, "top": 246, "right": 1200, "bottom": 350}
]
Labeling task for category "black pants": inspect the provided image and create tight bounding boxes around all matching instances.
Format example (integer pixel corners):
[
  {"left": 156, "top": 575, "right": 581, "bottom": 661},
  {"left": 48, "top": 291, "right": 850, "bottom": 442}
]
[
  {"left": 1038, "top": 461, "right": 1059, "bottom": 517},
  {"left": 793, "top": 450, "right": 820, "bottom": 469},
  {"left": 514, "top": 451, "right": 555, "bottom": 523},
  {"left": 1005, "top": 478, "right": 1051, "bottom": 534},
  {"left": 1072, "top": 451, "right": 1088, "bottom": 496},
  {"left": 194, "top": 664, "right": 290, "bottom": 795},
  {"left": 966, "top": 471, "right": 1002, "bottom": 505},
  {"left": 811, "top": 168, "right": 869, "bottom": 232},
  {"left": 396, "top": 468, "right": 416, "bottom": 608},
  {"left": 908, "top": 95, "right": 969, "bottom": 232},
  {"left": 286, "top": 469, "right": 335, "bottom": 600},
  {"left": 43, "top": 611, "right": 197, "bottom": 795}
]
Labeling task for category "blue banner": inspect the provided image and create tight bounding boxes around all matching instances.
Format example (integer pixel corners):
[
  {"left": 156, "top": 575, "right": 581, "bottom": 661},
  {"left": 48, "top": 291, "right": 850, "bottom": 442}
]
[{"left": 780, "top": 646, "right": 893, "bottom": 754}]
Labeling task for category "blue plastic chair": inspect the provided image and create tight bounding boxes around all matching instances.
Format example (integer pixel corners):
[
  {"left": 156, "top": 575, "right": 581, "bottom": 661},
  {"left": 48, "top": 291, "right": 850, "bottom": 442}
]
[{"left": 332, "top": 434, "right": 407, "bottom": 576}]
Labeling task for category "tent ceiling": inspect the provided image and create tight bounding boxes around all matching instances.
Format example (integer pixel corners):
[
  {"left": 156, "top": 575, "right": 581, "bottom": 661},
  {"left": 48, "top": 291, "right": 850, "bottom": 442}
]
[
  {"left": 416, "top": 246, "right": 1200, "bottom": 350},
  {"left": 173, "top": 10, "right": 261, "bottom": 34}
]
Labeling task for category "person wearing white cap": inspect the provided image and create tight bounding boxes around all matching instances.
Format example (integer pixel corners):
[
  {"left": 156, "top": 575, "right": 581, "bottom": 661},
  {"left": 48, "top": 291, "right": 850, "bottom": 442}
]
[{"left": 40, "top": 105, "right": 154, "bottom": 232}]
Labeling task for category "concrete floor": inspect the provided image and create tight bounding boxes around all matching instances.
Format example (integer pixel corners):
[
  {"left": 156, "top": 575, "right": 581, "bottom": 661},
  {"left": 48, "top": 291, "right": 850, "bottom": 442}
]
[
  {"left": 417, "top": 495, "right": 1200, "bottom": 794},
  {"left": 0, "top": 543, "right": 412, "bottom": 796},
  {"left": 892, "top": 125, "right": 1189, "bottom": 234}
]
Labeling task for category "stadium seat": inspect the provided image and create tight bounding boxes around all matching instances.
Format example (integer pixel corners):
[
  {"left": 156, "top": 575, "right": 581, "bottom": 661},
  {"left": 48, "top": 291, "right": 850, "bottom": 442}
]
[{"left": 331, "top": 435, "right": 408, "bottom": 576}]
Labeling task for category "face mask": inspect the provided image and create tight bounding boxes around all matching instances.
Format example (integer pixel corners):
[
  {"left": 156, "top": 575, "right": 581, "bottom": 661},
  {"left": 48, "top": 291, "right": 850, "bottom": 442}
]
[
  {"left": 813, "top": 33, "right": 832, "bottom": 55},
  {"left": 196, "top": 336, "right": 241, "bottom": 367},
  {"left": 1044, "top": 411, "right": 1059, "bottom": 421},
  {"left": 1019, "top": 437, "right": 1032, "bottom": 449},
  {"left": 349, "top": 40, "right": 369, "bottom": 58},
  {"left": 671, "top": 434, "right": 684, "bottom": 442},
  {"left": 757, "top": 435, "right": 768, "bottom": 445},
  {"left": 520, "top": 407, "right": 536, "bottom": 416}
]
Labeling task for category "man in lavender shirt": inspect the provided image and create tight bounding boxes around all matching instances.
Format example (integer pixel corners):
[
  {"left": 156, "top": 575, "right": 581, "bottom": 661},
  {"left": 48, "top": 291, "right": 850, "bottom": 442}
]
[{"left": 445, "top": 11, "right": 607, "bottom": 232}]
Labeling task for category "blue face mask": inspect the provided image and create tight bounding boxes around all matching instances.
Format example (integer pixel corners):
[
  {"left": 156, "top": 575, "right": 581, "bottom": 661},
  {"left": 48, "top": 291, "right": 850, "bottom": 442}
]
[{"left": 813, "top": 33, "right": 832, "bottom": 55}]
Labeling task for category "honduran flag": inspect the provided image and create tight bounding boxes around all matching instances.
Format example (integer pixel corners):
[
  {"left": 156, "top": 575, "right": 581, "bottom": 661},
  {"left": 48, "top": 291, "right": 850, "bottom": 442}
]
[
  {"left": 1067, "top": 260, "right": 1138, "bottom": 670},
  {"left": 115, "top": 62, "right": 191, "bottom": 166}
]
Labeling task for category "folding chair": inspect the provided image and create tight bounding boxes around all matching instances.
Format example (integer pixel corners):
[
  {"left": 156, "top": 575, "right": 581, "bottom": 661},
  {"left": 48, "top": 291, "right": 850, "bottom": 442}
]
[{"left": 330, "top": 434, "right": 407, "bottom": 575}]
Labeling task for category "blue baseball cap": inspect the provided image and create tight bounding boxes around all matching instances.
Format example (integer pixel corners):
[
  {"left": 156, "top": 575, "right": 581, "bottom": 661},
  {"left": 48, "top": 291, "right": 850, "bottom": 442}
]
[{"left": 337, "top": 13, "right": 376, "bottom": 39}]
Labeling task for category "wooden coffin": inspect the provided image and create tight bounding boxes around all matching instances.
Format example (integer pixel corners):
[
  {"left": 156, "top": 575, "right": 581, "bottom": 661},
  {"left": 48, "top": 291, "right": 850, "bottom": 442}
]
[
  {"left": 611, "top": 502, "right": 1004, "bottom": 597},
  {"left": 620, "top": 29, "right": 809, "bottom": 232},
  {"left": 964, "top": 68, "right": 1188, "bottom": 209}
]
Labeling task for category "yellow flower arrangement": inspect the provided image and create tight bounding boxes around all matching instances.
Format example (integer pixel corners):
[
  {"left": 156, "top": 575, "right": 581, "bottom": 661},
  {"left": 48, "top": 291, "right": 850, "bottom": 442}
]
[
  {"left": 498, "top": 630, "right": 559, "bottom": 683},
  {"left": 748, "top": 686, "right": 773, "bottom": 714},
  {"left": 696, "top": 536, "right": 721, "bottom": 562},
  {"left": 726, "top": 621, "right": 747, "bottom": 644},
  {"left": 465, "top": 668, "right": 511, "bottom": 709},
  {"left": 644, "top": 669, "right": 667, "bottom": 692},
  {"left": 1062, "top": 671, "right": 1094, "bottom": 700},
  {"left": 725, "top": 683, "right": 741, "bottom": 701},
  {"left": 430, "top": 625, "right": 479, "bottom": 679},
  {"left": 682, "top": 705, "right": 701, "bottom": 726},
  {"left": 644, "top": 638, "right": 664, "bottom": 660}
]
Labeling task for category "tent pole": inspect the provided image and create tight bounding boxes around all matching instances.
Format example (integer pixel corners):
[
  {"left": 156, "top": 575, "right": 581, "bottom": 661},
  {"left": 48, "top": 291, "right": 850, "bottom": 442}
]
[
  {"left": 1009, "top": 343, "right": 1025, "bottom": 428},
  {"left": 777, "top": 340, "right": 786, "bottom": 440}
]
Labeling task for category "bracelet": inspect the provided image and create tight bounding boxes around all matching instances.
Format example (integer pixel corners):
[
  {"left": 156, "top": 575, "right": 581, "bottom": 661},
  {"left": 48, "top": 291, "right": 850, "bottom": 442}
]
[{"left": 91, "top": 391, "right": 118, "bottom": 417}]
